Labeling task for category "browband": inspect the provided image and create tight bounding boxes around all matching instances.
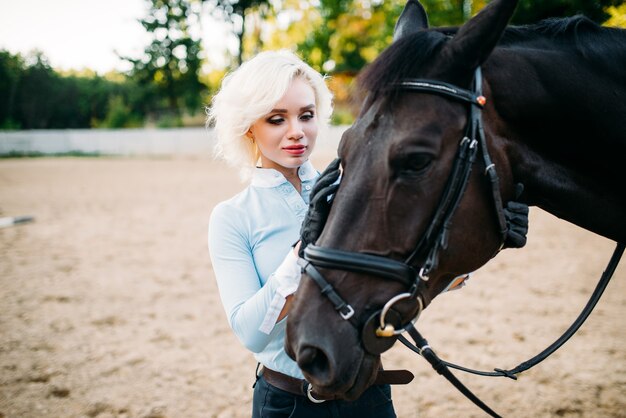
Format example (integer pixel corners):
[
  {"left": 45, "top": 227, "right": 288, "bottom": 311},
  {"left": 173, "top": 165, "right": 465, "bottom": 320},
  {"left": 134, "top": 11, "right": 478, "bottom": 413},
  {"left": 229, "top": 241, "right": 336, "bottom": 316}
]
[{"left": 395, "top": 79, "right": 485, "bottom": 107}]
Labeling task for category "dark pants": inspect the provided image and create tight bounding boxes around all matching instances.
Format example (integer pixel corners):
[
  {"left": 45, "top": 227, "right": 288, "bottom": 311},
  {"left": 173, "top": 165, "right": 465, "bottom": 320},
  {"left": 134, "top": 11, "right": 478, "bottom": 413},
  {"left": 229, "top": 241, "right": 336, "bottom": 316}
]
[{"left": 252, "top": 374, "right": 397, "bottom": 418}]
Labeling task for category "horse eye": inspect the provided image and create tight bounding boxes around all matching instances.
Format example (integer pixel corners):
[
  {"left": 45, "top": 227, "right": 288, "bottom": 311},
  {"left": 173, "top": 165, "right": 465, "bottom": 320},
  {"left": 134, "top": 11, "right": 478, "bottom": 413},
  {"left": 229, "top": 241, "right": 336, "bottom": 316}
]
[{"left": 396, "top": 153, "right": 432, "bottom": 178}]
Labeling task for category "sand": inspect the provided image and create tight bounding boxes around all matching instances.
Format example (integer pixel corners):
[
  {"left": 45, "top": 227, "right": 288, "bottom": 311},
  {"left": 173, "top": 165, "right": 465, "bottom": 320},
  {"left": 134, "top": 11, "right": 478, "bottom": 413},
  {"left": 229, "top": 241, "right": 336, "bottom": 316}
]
[{"left": 0, "top": 156, "right": 624, "bottom": 418}]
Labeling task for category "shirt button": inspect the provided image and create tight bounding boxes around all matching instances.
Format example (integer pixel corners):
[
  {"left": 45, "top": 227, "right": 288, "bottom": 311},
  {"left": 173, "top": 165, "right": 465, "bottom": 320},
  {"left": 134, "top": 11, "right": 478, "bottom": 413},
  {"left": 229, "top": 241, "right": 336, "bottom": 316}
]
[{"left": 305, "top": 185, "right": 311, "bottom": 191}]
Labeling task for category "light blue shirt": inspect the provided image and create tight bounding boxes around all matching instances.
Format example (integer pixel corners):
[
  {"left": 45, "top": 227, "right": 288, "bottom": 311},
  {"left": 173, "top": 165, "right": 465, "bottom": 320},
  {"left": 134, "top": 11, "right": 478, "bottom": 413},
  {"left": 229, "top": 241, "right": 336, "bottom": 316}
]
[{"left": 208, "top": 160, "right": 318, "bottom": 379}]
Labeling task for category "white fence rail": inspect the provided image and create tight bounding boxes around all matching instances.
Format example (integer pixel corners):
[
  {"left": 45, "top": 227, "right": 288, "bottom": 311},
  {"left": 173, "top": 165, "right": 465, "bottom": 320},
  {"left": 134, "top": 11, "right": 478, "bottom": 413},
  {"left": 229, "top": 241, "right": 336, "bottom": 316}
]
[{"left": 0, "top": 126, "right": 347, "bottom": 156}]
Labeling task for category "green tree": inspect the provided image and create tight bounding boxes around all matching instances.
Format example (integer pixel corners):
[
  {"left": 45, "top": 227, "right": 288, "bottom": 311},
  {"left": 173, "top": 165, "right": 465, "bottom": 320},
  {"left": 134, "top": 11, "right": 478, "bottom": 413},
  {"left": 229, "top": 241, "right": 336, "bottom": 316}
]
[
  {"left": 127, "top": 0, "right": 208, "bottom": 119},
  {"left": 0, "top": 49, "right": 147, "bottom": 130},
  {"left": 0, "top": 51, "right": 24, "bottom": 129},
  {"left": 295, "top": 0, "right": 352, "bottom": 72},
  {"left": 16, "top": 52, "right": 61, "bottom": 129},
  {"left": 205, "top": 0, "right": 270, "bottom": 66}
]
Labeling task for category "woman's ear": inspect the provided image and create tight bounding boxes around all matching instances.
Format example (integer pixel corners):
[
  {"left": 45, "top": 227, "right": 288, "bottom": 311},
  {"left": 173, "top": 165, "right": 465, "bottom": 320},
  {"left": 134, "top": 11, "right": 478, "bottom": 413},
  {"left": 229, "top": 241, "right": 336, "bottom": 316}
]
[{"left": 246, "top": 129, "right": 255, "bottom": 141}]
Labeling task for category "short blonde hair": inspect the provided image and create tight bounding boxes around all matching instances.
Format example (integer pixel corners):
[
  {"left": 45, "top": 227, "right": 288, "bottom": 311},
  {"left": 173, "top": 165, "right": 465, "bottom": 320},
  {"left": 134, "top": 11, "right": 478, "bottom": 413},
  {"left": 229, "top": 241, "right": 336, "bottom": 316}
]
[{"left": 208, "top": 50, "right": 333, "bottom": 179}]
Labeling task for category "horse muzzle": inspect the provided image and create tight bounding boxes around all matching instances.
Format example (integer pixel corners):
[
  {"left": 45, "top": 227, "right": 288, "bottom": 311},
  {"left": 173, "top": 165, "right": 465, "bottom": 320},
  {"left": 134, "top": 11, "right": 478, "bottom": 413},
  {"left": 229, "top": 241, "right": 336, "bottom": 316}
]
[
  {"left": 291, "top": 339, "right": 380, "bottom": 400},
  {"left": 285, "top": 280, "right": 377, "bottom": 397}
]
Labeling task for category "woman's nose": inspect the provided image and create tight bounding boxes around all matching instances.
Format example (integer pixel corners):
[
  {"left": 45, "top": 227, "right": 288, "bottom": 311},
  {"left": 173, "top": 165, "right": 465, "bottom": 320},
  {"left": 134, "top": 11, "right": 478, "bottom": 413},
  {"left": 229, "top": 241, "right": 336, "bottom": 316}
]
[{"left": 287, "top": 120, "right": 304, "bottom": 140}]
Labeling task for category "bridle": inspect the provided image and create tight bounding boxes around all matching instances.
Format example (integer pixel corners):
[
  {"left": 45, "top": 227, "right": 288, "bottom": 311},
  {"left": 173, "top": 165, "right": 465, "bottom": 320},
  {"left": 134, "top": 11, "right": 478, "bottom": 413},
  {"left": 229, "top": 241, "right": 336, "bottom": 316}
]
[
  {"left": 298, "top": 67, "right": 625, "bottom": 417},
  {"left": 302, "top": 67, "right": 504, "bottom": 350}
]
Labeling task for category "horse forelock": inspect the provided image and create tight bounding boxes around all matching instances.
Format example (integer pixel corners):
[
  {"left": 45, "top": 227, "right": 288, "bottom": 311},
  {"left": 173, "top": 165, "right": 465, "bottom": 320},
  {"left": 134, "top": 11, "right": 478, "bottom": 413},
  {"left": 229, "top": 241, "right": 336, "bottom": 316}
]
[{"left": 358, "top": 31, "right": 447, "bottom": 98}]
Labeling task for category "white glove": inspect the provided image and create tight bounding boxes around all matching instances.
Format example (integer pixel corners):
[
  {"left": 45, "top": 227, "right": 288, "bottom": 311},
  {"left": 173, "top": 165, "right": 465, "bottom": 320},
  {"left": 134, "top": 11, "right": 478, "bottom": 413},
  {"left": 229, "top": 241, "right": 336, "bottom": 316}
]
[
  {"left": 272, "top": 249, "right": 302, "bottom": 296},
  {"left": 258, "top": 249, "right": 302, "bottom": 334}
]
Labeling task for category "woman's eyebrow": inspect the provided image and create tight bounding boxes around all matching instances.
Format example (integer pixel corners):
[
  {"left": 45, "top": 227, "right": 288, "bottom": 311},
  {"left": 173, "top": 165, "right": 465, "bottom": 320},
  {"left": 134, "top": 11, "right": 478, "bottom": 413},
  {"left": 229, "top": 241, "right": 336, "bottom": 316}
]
[{"left": 269, "top": 104, "right": 316, "bottom": 113}]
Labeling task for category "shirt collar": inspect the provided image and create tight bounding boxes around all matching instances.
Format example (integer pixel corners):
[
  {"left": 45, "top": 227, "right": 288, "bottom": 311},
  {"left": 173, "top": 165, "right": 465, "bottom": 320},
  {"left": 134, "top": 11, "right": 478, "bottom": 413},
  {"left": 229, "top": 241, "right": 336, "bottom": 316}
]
[{"left": 251, "top": 160, "right": 318, "bottom": 188}]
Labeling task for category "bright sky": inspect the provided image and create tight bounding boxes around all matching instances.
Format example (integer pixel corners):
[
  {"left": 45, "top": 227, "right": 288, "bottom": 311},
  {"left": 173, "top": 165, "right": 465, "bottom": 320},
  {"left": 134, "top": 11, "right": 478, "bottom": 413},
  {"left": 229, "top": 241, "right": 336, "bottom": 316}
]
[{"left": 0, "top": 0, "right": 236, "bottom": 74}]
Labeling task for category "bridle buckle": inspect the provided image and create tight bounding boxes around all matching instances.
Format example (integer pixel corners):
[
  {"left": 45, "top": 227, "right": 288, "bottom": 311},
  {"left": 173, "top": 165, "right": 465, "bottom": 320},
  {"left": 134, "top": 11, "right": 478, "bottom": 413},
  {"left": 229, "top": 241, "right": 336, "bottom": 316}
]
[{"left": 340, "top": 305, "right": 355, "bottom": 320}]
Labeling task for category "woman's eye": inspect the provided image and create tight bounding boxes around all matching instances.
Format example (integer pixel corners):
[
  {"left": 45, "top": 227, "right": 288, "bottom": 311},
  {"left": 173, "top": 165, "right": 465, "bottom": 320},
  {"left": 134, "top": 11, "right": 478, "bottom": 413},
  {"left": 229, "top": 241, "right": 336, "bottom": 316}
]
[
  {"left": 268, "top": 116, "right": 284, "bottom": 125},
  {"left": 300, "top": 111, "right": 315, "bottom": 121}
]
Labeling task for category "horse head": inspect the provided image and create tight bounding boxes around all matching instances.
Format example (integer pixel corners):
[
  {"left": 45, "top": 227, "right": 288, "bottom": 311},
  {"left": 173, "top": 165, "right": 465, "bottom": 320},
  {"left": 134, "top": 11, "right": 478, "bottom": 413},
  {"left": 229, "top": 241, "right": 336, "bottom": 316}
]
[{"left": 285, "top": 0, "right": 523, "bottom": 399}]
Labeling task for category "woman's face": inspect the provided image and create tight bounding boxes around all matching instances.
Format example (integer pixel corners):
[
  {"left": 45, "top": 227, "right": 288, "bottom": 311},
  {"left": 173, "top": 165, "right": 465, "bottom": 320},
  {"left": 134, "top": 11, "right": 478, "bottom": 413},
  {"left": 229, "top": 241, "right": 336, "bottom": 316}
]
[{"left": 248, "top": 77, "right": 318, "bottom": 175}]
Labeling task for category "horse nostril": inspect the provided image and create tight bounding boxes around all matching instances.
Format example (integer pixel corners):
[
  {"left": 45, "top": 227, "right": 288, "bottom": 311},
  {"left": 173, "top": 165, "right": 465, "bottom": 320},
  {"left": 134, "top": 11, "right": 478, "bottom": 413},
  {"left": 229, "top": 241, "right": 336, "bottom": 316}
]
[{"left": 297, "top": 345, "right": 334, "bottom": 384}]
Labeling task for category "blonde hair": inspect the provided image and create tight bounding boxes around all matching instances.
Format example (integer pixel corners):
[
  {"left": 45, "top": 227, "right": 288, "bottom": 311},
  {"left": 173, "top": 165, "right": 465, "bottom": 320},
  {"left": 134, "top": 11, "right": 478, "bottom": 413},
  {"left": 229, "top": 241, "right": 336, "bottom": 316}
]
[{"left": 207, "top": 50, "right": 333, "bottom": 179}]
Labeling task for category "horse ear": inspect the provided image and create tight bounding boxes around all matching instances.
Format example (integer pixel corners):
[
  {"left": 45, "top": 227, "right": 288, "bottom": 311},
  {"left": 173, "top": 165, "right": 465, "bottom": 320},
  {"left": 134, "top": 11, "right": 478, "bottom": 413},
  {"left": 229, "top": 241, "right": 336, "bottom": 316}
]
[
  {"left": 444, "top": 0, "right": 518, "bottom": 71},
  {"left": 393, "top": 0, "right": 429, "bottom": 42}
]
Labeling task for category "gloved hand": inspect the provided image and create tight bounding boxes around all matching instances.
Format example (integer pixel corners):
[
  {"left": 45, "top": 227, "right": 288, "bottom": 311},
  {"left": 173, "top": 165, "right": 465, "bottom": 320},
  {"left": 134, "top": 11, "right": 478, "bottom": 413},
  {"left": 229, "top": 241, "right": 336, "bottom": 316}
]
[
  {"left": 272, "top": 250, "right": 302, "bottom": 292},
  {"left": 503, "top": 183, "right": 529, "bottom": 249},
  {"left": 298, "top": 158, "right": 341, "bottom": 258}
]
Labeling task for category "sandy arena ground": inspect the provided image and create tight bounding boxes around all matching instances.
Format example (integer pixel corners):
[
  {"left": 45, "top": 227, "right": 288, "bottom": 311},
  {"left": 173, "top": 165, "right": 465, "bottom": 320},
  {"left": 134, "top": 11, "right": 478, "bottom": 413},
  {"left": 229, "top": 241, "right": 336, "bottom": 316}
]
[{"left": 0, "top": 155, "right": 624, "bottom": 418}]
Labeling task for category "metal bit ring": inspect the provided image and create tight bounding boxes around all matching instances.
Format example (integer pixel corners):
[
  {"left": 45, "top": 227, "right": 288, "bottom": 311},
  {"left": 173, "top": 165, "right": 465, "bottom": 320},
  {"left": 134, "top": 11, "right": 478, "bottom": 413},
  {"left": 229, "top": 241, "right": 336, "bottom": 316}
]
[{"left": 377, "top": 293, "right": 424, "bottom": 337}]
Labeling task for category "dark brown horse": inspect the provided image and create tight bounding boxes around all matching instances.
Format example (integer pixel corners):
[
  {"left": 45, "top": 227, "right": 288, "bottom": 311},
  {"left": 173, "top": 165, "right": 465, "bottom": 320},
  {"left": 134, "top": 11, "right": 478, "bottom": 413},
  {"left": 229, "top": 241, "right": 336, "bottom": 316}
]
[{"left": 286, "top": 0, "right": 626, "bottom": 401}]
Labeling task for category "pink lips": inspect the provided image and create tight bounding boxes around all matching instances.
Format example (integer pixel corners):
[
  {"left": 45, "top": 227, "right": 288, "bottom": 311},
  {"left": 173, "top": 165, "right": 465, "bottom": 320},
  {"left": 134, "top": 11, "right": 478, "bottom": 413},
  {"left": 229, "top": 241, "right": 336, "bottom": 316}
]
[{"left": 283, "top": 145, "right": 307, "bottom": 156}]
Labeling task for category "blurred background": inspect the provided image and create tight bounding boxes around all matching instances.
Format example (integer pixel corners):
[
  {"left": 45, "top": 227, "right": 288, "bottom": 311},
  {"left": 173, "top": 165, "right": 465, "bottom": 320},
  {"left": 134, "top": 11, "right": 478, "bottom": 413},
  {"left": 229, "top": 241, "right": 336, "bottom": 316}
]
[
  {"left": 1, "top": 0, "right": 625, "bottom": 133},
  {"left": 2, "top": 2, "right": 626, "bottom": 418}
]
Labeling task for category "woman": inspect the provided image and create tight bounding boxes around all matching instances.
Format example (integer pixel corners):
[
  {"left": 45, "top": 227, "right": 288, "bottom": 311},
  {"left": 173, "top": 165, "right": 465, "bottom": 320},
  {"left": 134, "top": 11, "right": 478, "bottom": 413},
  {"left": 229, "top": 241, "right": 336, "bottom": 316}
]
[{"left": 207, "top": 50, "right": 398, "bottom": 417}]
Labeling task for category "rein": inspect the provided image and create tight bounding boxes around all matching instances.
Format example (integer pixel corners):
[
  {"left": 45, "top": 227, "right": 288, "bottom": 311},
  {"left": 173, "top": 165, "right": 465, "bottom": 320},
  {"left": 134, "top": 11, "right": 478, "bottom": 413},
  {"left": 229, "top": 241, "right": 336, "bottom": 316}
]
[
  {"left": 300, "top": 67, "right": 625, "bottom": 417},
  {"left": 396, "top": 242, "right": 624, "bottom": 418}
]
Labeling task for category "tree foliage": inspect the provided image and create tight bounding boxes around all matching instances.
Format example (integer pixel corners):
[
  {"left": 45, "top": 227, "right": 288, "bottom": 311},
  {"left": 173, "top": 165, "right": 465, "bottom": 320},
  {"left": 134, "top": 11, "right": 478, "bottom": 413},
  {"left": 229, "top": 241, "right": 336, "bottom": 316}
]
[
  {"left": 0, "top": 51, "right": 24, "bottom": 129},
  {"left": 291, "top": 0, "right": 625, "bottom": 76},
  {"left": 604, "top": 4, "right": 626, "bottom": 27},
  {"left": 126, "top": 0, "right": 208, "bottom": 119},
  {"left": 1, "top": 0, "right": 624, "bottom": 130},
  {"left": 289, "top": 0, "right": 483, "bottom": 74},
  {"left": 205, "top": 0, "right": 270, "bottom": 65},
  {"left": 0, "top": 50, "right": 146, "bottom": 130}
]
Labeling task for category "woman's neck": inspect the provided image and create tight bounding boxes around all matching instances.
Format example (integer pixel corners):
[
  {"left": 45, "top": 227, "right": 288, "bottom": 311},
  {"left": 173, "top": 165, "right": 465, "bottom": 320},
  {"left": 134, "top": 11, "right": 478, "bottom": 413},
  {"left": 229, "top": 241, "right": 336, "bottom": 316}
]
[
  {"left": 282, "top": 170, "right": 302, "bottom": 194},
  {"left": 261, "top": 162, "right": 302, "bottom": 194}
]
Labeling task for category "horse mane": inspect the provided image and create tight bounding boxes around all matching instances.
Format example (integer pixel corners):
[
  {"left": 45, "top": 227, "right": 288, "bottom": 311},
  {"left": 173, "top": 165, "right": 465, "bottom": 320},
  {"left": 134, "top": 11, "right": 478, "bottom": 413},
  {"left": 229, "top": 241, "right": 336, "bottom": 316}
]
[
  {"left": 501, "top": 15, "right": 626, "bottom": 61},
  {"left": 507, "top": 14, "right": 597, "bottom": 38},
  {"left": 360, "top": 15, "right": 626, "bottom": 95}
]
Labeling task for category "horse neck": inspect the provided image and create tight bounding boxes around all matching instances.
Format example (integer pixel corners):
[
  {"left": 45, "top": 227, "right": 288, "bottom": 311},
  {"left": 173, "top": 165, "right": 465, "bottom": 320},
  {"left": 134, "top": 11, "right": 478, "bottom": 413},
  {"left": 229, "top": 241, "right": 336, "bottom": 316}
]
[{"left": 483, "top": 41, "right": 626, "bottom": 243}]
